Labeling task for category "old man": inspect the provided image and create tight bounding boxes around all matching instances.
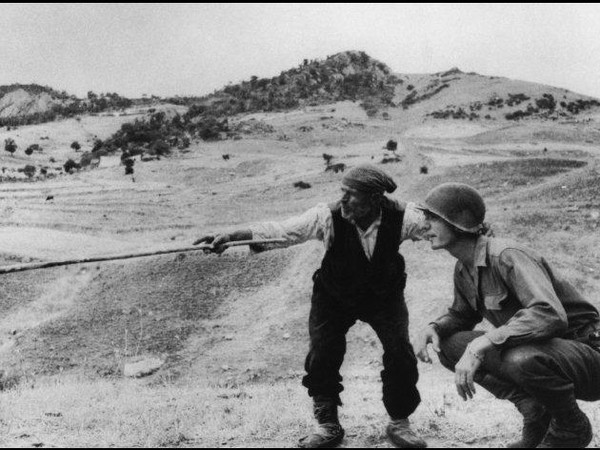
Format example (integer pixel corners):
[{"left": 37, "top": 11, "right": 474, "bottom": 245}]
[{"left": 195, "top": 164, "right": 428, "bottom": 448}]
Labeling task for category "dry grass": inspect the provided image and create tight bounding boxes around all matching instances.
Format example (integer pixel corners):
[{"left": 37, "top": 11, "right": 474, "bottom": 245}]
[{"left": 2, "top": 366, "right": 598, "bottom": 448}]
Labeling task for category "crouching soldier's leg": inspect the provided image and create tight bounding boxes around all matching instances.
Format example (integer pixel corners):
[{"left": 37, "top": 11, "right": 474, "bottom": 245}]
[
  {"left": 299, "top": 288, "right": 355, "bottom": 448},
  {"left": 498, "top": 338, "right": 600, "bottom": 448},
  {"left": 438, "top": 331, "right": 551, "bottom": 448},
  {"left": 368, "top": 299, "right": 427, "bottom": 448}
]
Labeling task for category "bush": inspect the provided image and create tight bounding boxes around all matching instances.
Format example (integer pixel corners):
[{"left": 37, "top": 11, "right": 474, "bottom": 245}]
[
  {"left": 64, "top": 159, "right": 80, "bottom": 173},
  {"left": 123, "top": 158, "right": 135, "bottom": 176},
  {"left": 148, "top": 140, "right": 170, "bottom": 156},
  {"left": 79, "top": 152, "right": 96, "bottom": 168},
  {"left": 4, "top": 138, "right": 17, "bottom": 156},
  {"left": 385, "top": 140, "right": 398, "bottom": 151},
  {"left": 26, "top": 144, "right": 41, "bottom": 154},
  {"left": 23, "top": 165, "right": 36, "bottom": 178},
  {"left": 535, "top": 93, "right": 556, "bottom": 111}
]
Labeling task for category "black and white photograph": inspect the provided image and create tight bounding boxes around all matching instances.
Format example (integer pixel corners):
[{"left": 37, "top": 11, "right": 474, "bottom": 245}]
[{"left": 0, "top": 3, "right": 599, "bottom": 448}]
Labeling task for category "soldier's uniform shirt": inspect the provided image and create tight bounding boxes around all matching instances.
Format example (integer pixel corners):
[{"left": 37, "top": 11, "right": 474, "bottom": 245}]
[{"left": 432, "top": 235, "right": 600, "bottom": 347}]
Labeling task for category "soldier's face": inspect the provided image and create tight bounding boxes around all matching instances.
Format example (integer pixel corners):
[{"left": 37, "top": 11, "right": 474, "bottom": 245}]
[
  {"left": 340, "top": 184, "right": 374, "bottom": 222},
  {"left": 424, "top": 214, "right": 457, "bottom": 250}
]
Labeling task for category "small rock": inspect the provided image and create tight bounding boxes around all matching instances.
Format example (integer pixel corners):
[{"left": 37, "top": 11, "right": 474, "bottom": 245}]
[
  {"left": 224, "top": 335, "right": 234, "bottom": 341},
  {"left": 123, "top": 357, "right": 164, "bottom": 378},
  {"left": 282, "top": 333, "right": 290, "bottom": 340}
]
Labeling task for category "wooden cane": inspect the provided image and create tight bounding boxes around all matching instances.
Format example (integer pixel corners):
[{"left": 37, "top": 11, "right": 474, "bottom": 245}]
[{"left": 0, "top": 238, "right": 287, "bottom": 275}]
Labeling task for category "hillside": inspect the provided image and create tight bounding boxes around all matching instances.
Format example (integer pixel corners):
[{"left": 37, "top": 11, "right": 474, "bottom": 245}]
[
  {"left": 396, "top": 68, "right": 600, "bottom": 122},
  {"left": 177, "top": 52, "right": 600, "bottom": 125},
  {"left": 0, "top": 84, "right": 134, "bottom": 127},
  {"left": 1, "top": 52, "right": 600, "bottom": 447},
  {"left": 86, "top": 51, "right": 600, "bottom": 170},
  {"left": 179, "top": 51, "right": 400, "bottom": 117}
]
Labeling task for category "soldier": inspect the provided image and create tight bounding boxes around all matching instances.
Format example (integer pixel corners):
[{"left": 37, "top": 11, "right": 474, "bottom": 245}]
[
  {"left": 195, "top": 164, "right": 428, "bottom": 448},
  {"left": 415, "top": 182, "right": 600, "bottom": 448}
]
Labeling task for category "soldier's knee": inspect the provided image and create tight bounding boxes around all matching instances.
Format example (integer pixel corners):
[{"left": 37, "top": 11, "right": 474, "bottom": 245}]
[
  {"left": 437, "top": 333, "right": 474, "bottom": 370},
  {"left": 501, "top": 347, "right": 541, "bottom": 376},
  {"left": 438, "top": 338, "right": 459, "bottom": 371}
]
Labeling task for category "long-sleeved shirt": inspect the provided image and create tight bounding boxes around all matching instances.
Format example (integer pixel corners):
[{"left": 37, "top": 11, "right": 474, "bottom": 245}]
[
  {"left": 432, "top": 236, "right": 600, "bottom": 348},
  {"left": 249, "top": 201, "right": 426, "bottom": 260}
]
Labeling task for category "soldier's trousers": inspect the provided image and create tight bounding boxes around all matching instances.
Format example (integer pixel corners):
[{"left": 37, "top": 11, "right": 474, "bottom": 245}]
[
  {"left": 301, "top": 279, "right": 421, "bottom": 420},
  {"left": 438, "top": 330, "right": 600, "bottom": 412}
]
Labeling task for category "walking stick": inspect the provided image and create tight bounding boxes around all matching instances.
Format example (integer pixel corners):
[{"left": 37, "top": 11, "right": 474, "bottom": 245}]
[{"left": 0, "top": 239, "right": 286, "bottom": 275}]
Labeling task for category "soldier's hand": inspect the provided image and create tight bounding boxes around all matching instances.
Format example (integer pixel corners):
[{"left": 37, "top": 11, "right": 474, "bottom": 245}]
[
  {"left": 416, "top": 325, "right": 440, "bottom": 364},
  {"left": 454, "top": 349, "right": 481, "bottom": 401},
  {"left": 454, "top": 336, "right": 492, "bottom": 401}
]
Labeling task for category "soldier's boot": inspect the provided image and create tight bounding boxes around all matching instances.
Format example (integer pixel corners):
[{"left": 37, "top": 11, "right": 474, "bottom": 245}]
[
  {"left": 537, "top": 403, "right": 593, "bottom": 448},
  {"left": 298, "top": 398, "right": 345, "bottom": 448},
  {"left": 475, "top": 374, "right": 550, "bottom": 448},
  {"left": 386, "top": 418, "right": 427, "bottom": 448},
  {"left": 506, "top": 398, "right": 551, "bottom": 448}
]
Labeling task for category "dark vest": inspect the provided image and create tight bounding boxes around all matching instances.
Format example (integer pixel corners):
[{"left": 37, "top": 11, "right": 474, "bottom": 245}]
[{"left": 317, "top": 198, "right": 406, "bottom": 303}]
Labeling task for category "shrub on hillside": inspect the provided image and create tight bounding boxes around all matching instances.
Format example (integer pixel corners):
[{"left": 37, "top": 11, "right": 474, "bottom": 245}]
[
  {"left": 401, "top": 84, "right": 449, "bottom": 109},
  {"left": 79, "top": 152, "right": 100, "bottom": 168},
  {"left": 64, "top": 159, "right": 81, "bottom": 173},
  {"left": 535, "top": 93, "right": 556, "bottom": 111},
  {"left": 148, "top": 140, "right": 171, "bottom": 156},
  {"left": 385, "top": 140, "right": 398, "bottom": 151},
  {"left": 4, "top": 138, "right": 17, "bottom": 156},
  {"left": 23, "top": 165, "right": 36, "bottom": 179},
  {"left": 26, "top": 144, "right": 42, "bottom": 154},
  {"left": 506, "top": 93, "right": 530, "bottom": 107},
  {"left": 123, "top": 158, "right": 135, "bottom": 176}
]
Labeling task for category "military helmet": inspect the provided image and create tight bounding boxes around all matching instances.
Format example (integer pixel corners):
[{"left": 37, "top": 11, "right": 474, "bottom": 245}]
[{"left": 419, "top": 182, "right": 485, "bottom": 233}]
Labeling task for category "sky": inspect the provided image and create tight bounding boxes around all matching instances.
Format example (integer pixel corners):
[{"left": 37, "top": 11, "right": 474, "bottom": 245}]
[{"left": 1, "top": 3, "right": 600, "bottom": 99}]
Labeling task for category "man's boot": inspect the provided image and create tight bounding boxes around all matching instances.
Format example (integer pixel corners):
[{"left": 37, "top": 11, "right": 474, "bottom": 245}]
[
  {"left": 298, "top": 398, "right": 344, "bottom": 448},
  {"left": 537, "top": 403, "right": 593, "bottom": 448},
  {"left": 506, "top": 398, "right": 551, "bottom": 448},
  {"left": 475, "top": 374, "right": 550, "bottom": 448},
  {"left": 386, "top": 418, "right": 427, "bottom": 448}
]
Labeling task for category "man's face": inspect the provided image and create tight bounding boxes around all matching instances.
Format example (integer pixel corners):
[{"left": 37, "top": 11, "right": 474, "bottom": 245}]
[
  {"left": 424, "top": 213, "right": 457, "bottom": 250},
  {"left": 340, "top": 184, "right": 373, "bottom": 223}
]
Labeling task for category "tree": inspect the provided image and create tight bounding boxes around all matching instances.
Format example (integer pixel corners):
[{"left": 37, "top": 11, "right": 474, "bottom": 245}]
[
  {"left": 71, "top": 141, "right": 81, "bottom": 152},
  {"left": 24, "top": 146, "right": 34, "bottom": 156},
  {"left": 124, "top": 158, "right": 134, "bottom": 175},
  {"left": 23, "top": 165, "right": 36, "bottom": 179},
  {"left": 4, "top": 138, "right": 17, "bottom": 157},
  {"left": 64, "top": 159, "right": 80, "bottom": 173},
  {"left": 385, "top": 140, "right": 398, "bottom": 151}
]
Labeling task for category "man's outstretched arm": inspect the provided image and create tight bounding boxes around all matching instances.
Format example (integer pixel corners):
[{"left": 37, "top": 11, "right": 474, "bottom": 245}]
[{"left": 193, "top": 229, "right": 252, "bottom": 253}]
